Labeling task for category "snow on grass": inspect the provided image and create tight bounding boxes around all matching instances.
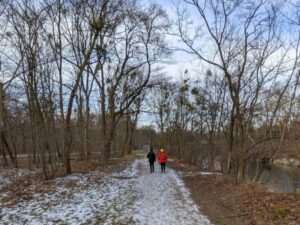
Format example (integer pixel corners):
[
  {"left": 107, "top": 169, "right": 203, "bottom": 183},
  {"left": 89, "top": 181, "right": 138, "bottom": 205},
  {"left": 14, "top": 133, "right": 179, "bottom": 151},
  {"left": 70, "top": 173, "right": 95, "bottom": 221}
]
[
  {"left": 0, "top": 172, "right": 12, "bottom": 191},
  {"left": 0, "top": 161, "right": 139, "bottom": 225},
  {"left": 0, "top": 169, "right": 33, "bottom": 189}
]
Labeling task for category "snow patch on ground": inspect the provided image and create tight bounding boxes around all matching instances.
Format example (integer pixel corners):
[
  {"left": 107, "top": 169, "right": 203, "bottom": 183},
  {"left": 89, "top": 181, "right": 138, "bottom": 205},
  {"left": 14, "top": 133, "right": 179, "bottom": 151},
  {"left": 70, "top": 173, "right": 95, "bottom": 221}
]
[
  {"left": 0, "top": 169, "right": 34, "bottom": 190},
  {"left": 0, "top": 161, "right": 139, "bottom": 225},
  {"left": 133, "top": 160, "right": 211, "bottom": 225},
  {"left": 181, "top": 171, "right": 223, "bottom": 177},
  {"left": 1, "top": 159, "right": 211, "bottom": 225}
]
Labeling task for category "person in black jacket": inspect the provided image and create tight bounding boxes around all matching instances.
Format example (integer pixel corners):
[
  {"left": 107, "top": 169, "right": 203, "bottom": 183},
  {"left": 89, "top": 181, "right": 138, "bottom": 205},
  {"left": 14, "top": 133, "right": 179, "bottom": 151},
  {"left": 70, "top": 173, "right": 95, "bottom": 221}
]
[{"left": 147, "top": 147, "right": 156, "bottom": 173}]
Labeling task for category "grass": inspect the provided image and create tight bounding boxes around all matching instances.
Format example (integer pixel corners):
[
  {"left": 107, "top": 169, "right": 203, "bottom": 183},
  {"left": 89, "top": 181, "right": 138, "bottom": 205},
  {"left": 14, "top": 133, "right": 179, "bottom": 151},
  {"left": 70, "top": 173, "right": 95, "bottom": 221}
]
[
  {"left": 273, "top": 205, "right": 290, "bottom": 218},
  {"left": 132, "top": 150, "right": 147, "bottom": 157}
]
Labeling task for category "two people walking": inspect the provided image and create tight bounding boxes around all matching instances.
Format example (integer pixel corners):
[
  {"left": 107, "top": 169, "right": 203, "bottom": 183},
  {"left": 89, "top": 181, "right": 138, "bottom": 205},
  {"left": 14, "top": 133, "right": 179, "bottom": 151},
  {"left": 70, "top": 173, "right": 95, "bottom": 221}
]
[{"left": 147, "top": 147, "right": 168, "bottom": 173}]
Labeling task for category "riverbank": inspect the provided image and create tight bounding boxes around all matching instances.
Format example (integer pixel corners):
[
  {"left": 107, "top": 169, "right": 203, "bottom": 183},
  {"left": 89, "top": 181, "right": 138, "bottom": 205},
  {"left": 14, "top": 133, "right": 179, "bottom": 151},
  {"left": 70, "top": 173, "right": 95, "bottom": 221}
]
[{"left": 169, "top": 159, "right": 300, "bottom": 225}]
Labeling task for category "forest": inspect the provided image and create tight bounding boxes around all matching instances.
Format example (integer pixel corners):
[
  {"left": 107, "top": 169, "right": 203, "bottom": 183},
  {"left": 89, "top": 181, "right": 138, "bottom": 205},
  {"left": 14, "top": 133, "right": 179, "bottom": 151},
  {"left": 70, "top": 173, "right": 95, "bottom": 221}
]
[
  {"left": 1, "top": 1, "right": 300, "bottom": 224},
  {"left": 0, "top": 0, "right": 299, "bottom": 184}
]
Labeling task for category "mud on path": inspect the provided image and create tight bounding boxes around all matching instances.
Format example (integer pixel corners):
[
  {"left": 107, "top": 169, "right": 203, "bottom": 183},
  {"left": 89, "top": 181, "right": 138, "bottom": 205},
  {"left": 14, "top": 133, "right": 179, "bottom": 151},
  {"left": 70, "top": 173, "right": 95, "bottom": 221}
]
[{"left": 0, "top": 159, "right": 211, "bottom": 225}]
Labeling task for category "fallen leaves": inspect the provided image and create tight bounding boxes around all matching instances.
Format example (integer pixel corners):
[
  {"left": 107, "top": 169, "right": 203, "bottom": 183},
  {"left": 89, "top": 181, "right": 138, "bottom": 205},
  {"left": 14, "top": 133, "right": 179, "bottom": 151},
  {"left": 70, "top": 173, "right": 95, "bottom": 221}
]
[{"left": 169, "top": 159, "right": 300, "bottom": 225}]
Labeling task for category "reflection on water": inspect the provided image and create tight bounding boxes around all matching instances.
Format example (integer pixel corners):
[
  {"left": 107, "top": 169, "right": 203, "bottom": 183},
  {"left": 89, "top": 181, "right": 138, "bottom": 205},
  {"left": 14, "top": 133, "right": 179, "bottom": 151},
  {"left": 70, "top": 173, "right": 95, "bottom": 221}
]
[
  {"left": 247, "top": 163, "right": 300, "bottom": 193},
  {"left": 261, "top": 166, "right": 300, "bottom": 192}
]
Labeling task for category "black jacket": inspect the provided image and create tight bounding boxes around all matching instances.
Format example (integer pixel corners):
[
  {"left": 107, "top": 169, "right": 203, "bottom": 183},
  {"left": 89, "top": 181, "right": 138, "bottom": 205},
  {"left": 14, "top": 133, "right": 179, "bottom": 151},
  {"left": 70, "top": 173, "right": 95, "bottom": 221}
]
[{"left": 147, "top": 151, "right": 156, "bottom": 163}]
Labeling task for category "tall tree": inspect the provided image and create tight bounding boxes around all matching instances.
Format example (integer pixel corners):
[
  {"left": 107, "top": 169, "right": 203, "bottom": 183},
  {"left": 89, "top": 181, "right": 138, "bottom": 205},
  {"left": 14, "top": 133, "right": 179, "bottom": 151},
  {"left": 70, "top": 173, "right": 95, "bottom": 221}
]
[{"left": 175, "top": 0, "right": 289, "bottom": 181}]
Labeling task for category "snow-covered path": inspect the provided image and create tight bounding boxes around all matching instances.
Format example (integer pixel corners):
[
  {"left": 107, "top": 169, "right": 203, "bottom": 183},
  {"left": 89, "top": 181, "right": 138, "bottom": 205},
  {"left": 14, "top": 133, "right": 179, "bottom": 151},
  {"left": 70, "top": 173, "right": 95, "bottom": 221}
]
[
  {"left": 133, "top": 159, "right": 211, "bottom": 225},
  {"left": 0, "top": 159, "right": 211, "bottom": 225}
]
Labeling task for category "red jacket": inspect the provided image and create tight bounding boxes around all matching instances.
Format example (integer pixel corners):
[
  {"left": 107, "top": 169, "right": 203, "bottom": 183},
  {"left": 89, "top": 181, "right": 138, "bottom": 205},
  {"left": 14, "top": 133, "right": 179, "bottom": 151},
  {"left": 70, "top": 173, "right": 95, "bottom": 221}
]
[{"left": 158, "top": 152, "right": 167, "bottom": 163}]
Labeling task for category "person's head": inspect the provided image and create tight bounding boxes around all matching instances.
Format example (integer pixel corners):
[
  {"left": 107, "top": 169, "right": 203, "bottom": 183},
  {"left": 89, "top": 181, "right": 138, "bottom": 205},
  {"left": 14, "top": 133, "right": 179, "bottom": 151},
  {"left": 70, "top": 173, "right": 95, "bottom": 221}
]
[
  {"left": 150, "top": 146, "right": 153, "bottom": 152},
  {"left": 160, "top": 148, "right": 164, "bottom": 153}
]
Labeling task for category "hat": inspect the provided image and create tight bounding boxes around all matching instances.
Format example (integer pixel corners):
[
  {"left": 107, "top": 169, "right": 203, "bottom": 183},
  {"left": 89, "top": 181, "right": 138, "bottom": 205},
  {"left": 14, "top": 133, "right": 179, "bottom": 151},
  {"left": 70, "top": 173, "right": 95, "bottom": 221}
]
[{"left": 160, "top": 149, "right": 164, "bottom": 152}]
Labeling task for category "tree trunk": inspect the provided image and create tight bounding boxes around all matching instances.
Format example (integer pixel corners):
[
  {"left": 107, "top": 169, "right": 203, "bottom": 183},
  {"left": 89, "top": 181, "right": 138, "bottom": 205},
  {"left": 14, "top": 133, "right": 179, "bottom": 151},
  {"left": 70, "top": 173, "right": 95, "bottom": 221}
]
[
  {"left": 85, "top": 101, "right": 90, "bottom": 160},
  {"left": 0, "top": 83, "right": 15, "bottom": 166}
]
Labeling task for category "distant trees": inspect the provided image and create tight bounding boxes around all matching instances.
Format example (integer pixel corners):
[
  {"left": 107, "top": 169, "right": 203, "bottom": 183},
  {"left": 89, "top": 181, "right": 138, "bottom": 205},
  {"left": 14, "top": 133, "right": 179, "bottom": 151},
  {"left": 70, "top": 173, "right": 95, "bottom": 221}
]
[{"left": 147, "top": 80, "right": 175, "bottom": 147}]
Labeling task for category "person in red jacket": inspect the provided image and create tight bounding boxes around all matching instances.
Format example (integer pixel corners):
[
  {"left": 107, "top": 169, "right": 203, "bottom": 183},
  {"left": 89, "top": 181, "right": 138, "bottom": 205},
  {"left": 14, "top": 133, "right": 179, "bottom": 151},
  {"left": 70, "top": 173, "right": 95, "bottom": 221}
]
[{"left": 158, "top": 148, "right": 167, "bottom": 173}]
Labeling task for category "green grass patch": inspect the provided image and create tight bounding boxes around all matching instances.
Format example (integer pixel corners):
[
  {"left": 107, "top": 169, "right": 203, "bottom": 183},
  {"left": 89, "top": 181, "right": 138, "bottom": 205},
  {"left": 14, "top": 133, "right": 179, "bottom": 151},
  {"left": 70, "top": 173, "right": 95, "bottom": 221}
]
[
  {"left": 273, "top": 205, "right": 291, "bottom": 219},
  {"left": 132, "top": 150, "right": 147, "bottom": 157}
]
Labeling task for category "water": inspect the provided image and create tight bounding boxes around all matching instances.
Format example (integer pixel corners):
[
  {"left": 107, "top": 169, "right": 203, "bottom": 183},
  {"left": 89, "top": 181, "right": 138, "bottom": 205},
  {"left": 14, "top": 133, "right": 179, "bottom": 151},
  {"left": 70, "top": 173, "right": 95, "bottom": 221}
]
[
  {"left": 259, "top": 165, "right": 300, "bottom": 193},
  {"left": 247, "top": 163, "right": 300, "bottom": 193}
]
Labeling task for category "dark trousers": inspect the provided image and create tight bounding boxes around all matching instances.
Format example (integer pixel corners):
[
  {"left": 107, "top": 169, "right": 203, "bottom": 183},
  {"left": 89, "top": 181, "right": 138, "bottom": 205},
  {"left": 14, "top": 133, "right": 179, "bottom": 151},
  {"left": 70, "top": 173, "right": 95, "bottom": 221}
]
[
  {"left": 160, "top": 163, "right": 166, "bottom": 172},
  {"left": 149, "top": 162, "right": 154, "bottom": 173}
]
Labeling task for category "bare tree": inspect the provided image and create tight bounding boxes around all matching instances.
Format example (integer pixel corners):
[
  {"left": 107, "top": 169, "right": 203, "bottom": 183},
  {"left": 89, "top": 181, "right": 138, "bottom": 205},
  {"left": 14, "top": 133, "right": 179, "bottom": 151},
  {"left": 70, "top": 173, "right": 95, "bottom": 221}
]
[
  {"left": 87, "top": 2, "right": 168, "bottom": 165},
  {"left": 175, "top": 0, "right": 287, "bottom": 181}
]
